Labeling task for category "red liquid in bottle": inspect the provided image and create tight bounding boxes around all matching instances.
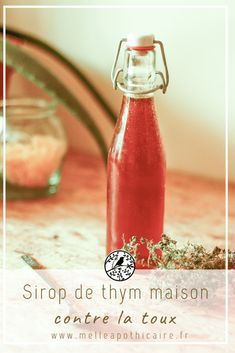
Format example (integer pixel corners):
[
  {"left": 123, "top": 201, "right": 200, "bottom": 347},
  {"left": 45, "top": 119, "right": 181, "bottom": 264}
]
[{"left": 107, "top": 96, "right": 166, "bottom": 267}]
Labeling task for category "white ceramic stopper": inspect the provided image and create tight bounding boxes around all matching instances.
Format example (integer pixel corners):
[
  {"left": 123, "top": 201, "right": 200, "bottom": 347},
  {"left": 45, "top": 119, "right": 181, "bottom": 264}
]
[{"left": 127, "top": 33, "right": 155, "bottom": 47}]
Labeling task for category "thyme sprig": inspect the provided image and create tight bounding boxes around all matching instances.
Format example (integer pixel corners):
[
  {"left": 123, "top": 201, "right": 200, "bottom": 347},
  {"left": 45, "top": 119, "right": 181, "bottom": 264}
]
[{"left": 122, "top": 234, "right": 235, "bottom": 269}]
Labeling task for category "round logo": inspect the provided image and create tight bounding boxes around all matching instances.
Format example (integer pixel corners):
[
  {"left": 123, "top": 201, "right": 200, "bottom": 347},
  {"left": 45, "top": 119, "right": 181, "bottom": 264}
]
[{"left": 104, "top": 250, "right": 135, "bottom": 281}]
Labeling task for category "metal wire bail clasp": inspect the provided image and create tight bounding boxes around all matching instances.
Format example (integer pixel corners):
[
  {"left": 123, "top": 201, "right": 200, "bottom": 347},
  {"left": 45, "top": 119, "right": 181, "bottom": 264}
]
[
  {"left": 111, "top": 37, "right": 169, "bottom": 95},
  {"left": 111, "top": 38, "right": 127, "bottom": 90}
]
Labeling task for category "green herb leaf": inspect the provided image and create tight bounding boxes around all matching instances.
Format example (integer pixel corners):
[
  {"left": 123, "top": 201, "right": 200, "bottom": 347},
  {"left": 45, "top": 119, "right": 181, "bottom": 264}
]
[
  {"left": 0, "top": 38, "right": 108, "bottom": 162},
  {"left": 122, "top": 234, "right": 235, "bottom": 269},
  {"left": 1, "top": 27, "right": 116, "bottom": 123}
]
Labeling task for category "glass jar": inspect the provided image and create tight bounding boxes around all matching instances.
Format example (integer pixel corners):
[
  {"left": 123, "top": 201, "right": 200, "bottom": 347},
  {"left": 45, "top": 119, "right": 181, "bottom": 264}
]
[{"left": 0, "top": 98, "right": 67, "bottom": 199}]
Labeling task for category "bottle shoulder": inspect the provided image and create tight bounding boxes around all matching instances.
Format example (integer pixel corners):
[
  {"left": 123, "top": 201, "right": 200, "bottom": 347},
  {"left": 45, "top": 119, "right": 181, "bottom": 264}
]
[{"left": 111, "top": 98, "right": 162, "bottom": 150}]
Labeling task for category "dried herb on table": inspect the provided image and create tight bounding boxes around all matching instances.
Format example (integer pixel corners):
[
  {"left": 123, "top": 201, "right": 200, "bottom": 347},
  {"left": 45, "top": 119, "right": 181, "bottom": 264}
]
[{"left": 122, "top": 234, "right": 235, "bottom": 269}]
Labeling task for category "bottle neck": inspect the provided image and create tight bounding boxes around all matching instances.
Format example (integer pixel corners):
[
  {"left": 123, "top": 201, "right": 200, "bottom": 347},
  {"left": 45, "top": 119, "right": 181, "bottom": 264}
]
[
  {"left": 122, "top": 95, "right": 155, "bottom": 110},
  {"left": 123, "top": 48, "right": 156, "bottom": 98},
  {"left": 124, "top": 92, "right": 154, "bottom": 99}
]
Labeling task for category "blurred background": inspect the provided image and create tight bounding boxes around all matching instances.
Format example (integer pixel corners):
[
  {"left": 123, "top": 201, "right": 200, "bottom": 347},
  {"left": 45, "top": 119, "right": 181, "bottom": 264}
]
[
  {"left": 1, "top": 0, "right": 234, "bottom": 273},
  {"left": 1, "top": 0, "right": 234, "bottom": 182}
]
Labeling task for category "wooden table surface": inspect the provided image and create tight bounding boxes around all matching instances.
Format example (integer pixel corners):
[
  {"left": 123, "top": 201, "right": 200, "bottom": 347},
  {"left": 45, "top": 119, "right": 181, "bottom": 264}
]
[
  {"left": 2, "top": 152, "right": 235, "bottom": 353},
  {"left": 4, "top": 151, "right": 235, "bottom": 269}
]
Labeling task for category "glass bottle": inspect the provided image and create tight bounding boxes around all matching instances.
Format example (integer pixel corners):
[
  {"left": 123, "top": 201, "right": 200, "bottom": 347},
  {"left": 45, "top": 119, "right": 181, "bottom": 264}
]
[{"left": 107, "top": 34, "right": 169, "bottom": 267}]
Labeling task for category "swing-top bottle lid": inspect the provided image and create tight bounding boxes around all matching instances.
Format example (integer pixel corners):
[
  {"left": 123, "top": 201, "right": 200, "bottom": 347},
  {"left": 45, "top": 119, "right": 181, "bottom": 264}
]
[
  {"left": 111, "top": 34, "right": 169, "bottom": 94},
  {"left": 127, "top": 33, "right": 155, "bottom": 50}
]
